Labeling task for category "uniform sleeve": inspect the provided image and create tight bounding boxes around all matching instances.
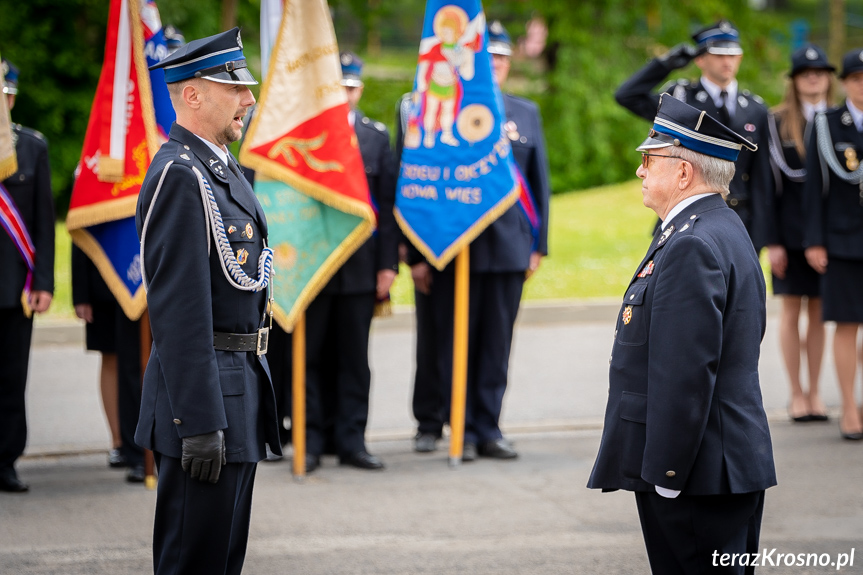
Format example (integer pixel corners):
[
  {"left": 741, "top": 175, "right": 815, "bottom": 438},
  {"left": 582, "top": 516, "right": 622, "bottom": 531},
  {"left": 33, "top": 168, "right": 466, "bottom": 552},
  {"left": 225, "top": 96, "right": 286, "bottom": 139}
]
[
  {"left": 642, "top": 235, "right": 726, "bottom": 490},
  {"left": 375, "top": 132, "right": 400, "bottom": 272},
  {"left": 749, "top": 111, "right": 773, "bottom": 252},
  {"left": 140, "top": 163, "right": 226, "bottom": 438},
  {"left": 30, "top": 141, "right": 55, "bottom": 293},
  {"left": 614, "top": 58, "right": 671, "bottom": 123},
  {"left": 526, "top": 103, "right": 551, "bottom": 255},
  {"left": 802, "top": 121, "right": 826, "bottom": 249}
]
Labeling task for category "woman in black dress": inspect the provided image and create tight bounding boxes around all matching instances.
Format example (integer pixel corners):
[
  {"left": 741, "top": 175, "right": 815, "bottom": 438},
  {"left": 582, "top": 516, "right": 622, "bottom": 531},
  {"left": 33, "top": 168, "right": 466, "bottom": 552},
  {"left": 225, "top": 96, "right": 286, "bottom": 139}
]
[{"left": 765, "top": 44, "right": 833, "bottom": 422}]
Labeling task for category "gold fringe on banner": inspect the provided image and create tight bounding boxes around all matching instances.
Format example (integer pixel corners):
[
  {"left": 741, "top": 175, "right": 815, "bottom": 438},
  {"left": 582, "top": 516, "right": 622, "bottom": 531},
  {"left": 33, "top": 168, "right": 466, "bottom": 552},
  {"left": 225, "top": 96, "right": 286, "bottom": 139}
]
[
  {"left": 0, "top": 155, "right": 16, "bottom": 182},
  {"left": 98, "top": 156, "right": 125, "bottom": 183}
]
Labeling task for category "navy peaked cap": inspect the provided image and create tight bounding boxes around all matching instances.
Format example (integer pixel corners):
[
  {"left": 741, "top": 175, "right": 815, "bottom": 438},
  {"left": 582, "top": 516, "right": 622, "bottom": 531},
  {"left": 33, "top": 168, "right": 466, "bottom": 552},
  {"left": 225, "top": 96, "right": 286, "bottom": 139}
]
[
  {"left": 2, "top": 58, "right": 19, "bottom": 95},
  {"left": 839, "top": 48, "right": 863, "bottom": 79},
  {"left": 340, "top": 51, "right": 363, "bottom": 87},
  {"left": 637, "top": 94, "right": 757, "bottom": 162},
  {"left": 692, "top": 20, "right": 742, "bottom": 56},
  {"left": 487, "top": 20, "right": 512, "bottom": 56},
  {"left": 790, "top": 43, "right": 834, "bottom": 76},
  {"left": 149, "top": 27, "right": 256, "bottom": 85}
]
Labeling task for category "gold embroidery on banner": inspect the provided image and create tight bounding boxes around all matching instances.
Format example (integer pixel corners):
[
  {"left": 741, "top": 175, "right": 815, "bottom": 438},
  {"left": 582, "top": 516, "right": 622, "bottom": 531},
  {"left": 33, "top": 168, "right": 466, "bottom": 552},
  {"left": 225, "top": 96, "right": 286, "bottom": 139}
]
[
  {"left": 111, "top": 140, "right": 149, "bottom": 196},
  {"left": 268, "top": 133, "right": 344, "bottom": 173}
]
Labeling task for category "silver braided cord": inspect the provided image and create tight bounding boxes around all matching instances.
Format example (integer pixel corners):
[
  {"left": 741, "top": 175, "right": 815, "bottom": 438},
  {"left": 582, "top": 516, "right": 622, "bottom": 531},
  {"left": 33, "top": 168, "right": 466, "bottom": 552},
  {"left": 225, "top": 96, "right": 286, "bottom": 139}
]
[
  {"left": 191, "top": 166, "right": 273, "bottom": 292},
  {"left": 815, "top": 112, "right": 863, "bottom": 185},
  {"left": 767, "top": 114, "right": 806, "bottom": 183},
  {"left": 139, "top": 160, "right": 273, "bottom": 293}
]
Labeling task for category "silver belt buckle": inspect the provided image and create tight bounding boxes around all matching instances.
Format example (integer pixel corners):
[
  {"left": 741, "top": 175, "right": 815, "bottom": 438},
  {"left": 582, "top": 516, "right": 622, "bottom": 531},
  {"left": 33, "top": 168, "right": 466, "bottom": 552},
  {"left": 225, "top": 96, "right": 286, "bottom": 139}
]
[{"left": 256, "top": 327, "right": 269, "bottom": 356}]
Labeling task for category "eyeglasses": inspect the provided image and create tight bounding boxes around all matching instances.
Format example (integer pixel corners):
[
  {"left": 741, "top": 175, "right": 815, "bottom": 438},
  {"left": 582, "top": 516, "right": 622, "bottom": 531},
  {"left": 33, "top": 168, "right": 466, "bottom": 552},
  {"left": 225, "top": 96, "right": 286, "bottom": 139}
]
[{"left": 641, "top": 152, "right": 683, "bottom": 169}]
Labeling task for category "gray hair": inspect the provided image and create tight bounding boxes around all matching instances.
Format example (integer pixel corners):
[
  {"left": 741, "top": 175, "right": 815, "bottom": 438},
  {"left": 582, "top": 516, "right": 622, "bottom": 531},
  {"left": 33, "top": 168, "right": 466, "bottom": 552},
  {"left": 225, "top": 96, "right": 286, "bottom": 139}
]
[{"left": 675, "top": 146, "right": 736, "bottom": 198}]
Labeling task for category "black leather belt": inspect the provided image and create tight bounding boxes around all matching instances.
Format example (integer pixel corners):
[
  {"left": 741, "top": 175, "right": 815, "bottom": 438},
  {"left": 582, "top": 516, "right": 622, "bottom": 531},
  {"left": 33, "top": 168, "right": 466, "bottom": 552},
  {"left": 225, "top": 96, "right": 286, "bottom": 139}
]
[{"left": 213, "top": 329, "right": 269, "bottom": 355}]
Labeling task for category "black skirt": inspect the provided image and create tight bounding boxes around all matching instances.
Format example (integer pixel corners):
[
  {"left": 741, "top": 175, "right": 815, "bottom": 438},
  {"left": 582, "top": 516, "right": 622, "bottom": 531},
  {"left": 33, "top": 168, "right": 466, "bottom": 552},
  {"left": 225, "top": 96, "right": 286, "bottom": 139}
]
[
  {"left": 84, "top": 301, "right": 118, "bottom": 353},
  {"left": 821, "top": 257, "right": 863, "bottom": 323},
  {"left": 772, "top": 249, "right": 821, "bottom": 297}
]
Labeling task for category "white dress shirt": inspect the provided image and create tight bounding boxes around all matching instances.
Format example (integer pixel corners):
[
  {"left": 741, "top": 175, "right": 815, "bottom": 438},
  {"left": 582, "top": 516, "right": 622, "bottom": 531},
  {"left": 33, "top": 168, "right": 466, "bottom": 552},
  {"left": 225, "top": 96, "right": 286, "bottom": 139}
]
[{"left": 700, "top": 76, "right": 738, "bottom": 118}]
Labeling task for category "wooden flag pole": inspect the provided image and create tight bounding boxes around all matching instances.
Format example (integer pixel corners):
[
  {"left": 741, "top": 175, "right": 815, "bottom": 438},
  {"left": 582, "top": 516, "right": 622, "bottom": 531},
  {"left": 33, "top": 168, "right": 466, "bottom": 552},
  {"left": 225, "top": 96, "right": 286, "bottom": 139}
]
[
  {"left": 292, "top": 311, "right": 307, "bottom": 480},
  {"left": 139, "top": 310, "right": 156, "bottom": 490},
  {"left": 448, "top": 248, "right": 470, "bottom": 468}
]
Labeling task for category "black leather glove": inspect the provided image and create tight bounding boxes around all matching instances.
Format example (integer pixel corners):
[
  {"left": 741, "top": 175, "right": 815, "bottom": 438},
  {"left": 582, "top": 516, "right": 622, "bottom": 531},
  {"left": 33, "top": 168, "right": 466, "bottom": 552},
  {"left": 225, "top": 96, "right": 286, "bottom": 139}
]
[
  {"left": 181, "top": 430, "right": 226, "bottom": 484},
  {"left": 659, "top": 43, "right": 697, "bottom": 70}
]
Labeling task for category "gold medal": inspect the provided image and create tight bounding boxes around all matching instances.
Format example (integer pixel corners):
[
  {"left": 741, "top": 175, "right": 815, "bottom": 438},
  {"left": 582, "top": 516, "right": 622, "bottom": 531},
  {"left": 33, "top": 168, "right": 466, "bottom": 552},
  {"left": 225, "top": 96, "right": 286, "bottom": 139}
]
[
  {"left": 846, "top": 148, "right": 859, "bottom": 171},
  {"left": 245, "top": 223, "right": 254, "bottom": 239},
  {"left": 622, "top": 305, "right": 633, "bottom": 325},
  {"left": 227, "top": 225, "right": 237, "bottom": 234},
  {"left": 236, "top": 248, "right": 249, "bottom": 265}
]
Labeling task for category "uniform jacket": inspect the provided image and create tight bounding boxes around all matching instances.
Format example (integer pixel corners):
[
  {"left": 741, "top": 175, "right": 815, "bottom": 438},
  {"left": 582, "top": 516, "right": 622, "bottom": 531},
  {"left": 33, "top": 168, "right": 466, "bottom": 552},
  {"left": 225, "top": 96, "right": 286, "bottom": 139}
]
[
  {"left": 397, "top": 92, "right": 551, "bottom": 273},
  {"left": 135, "top": 122, "right": 281, "bottom": 463},
  {"left": 803, "top": 104, "right": 863, "bottom": 260},
  {"left": 323, "top": 111, "right": 399, "bottom": 295},
  {"left": 615, "top": 59, "right": 772, "bottom": 249},
  {"left": 588, "top": 194, "right": 776, "bottom": 495},
  {"left": 763, "top": 113, "right": 811, "bottom": 249},
  {"left": 0, "top": 124, "right": 54, "bottom": 308}
]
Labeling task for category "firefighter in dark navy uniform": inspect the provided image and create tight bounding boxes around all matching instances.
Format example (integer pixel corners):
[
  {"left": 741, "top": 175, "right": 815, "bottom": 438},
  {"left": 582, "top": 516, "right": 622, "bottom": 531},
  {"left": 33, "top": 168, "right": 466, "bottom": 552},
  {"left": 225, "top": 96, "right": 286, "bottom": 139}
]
[
  {"left": 297, "top": 52, "right": 399, "bottom": 472},
  {"left": 615, "top": 20, "right": 771, "bottom": 249},
  {"left": 588, "top": 95, "right": 776, "bottom": 574},
  {"left": 137, "top": 29, "right": 281, "bottom": 575},
  {"left": 404, "top": 23, "right": 550, "bottom": 459},
  {"left": 803, "top": 48, "right": 863, "bottom": 442},
  {"left": 0, "top": 59, "right": 55, "bottom": 494}
]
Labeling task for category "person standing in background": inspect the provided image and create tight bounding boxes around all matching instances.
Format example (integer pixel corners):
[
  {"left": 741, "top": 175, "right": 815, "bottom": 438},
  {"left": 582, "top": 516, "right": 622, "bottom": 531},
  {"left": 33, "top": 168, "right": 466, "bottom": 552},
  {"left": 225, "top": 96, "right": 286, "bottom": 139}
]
[
  {"left": 0, "top": 59, "right": 55, "bottom": 493},
  {"left": 764, "top": 44, "right": 834, "bottom": 423},
  {"left": 803, "top": 48, "right": 863, "bottom": 441},
  {"left": 615, "top": 20, "right": 771, "bottom": 249}
]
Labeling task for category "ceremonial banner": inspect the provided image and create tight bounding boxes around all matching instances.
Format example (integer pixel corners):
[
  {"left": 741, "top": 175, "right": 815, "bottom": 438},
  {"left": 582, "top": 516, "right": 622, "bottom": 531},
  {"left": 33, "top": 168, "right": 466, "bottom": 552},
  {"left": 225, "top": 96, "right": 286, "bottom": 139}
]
[
  {"left": 66, "top": 0, "right": 166, "bottom": 320},
  {"left": 240, "top": 0, "right": 375, "bottom": 332},
  {"left": 396, "top": 0, "right": 519, "bottom": 270},
  {"left": 0, "top": 51, "right": 16, "bottom": 181}
]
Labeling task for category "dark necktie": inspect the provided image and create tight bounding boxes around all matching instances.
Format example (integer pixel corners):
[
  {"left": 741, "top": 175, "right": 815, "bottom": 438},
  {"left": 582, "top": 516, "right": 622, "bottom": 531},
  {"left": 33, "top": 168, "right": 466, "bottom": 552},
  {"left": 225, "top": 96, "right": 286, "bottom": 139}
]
[{"left": 718, "top": 90, "right": 731, "bottom": 126}]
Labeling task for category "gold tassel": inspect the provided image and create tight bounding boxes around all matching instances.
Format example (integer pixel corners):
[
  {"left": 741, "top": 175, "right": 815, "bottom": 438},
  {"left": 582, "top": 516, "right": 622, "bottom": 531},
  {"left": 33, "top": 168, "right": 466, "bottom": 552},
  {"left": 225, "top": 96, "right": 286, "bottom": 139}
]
[
  {"left": 98, "top": 156, "right": 125, "bottom": 183},
  {"left": 374, "top": 298, "right": 392, "bottom": 318},
  {"left": 0, "top": 154, "right": 16, "bottom": 181}
]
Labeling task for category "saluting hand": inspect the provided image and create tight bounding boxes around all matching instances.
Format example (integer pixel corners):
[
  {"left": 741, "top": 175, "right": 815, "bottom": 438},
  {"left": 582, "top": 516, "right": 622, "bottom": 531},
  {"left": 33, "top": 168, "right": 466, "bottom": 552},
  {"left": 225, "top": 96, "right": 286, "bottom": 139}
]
[{"left": 659, "top": 43, "right": 697, "bottom": 70}]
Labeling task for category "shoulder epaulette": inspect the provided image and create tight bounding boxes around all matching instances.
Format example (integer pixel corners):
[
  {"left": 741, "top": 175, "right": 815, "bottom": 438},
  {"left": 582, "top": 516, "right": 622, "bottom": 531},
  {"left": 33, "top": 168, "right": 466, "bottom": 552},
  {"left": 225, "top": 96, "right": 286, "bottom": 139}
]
[{"left": 13, "top": 124, "right": 45, "bottom": 141}]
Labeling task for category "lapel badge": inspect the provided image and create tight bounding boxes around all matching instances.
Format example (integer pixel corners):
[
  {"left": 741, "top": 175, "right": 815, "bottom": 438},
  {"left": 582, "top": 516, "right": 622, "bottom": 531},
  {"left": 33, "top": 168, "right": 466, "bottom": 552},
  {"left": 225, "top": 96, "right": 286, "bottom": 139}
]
[
  {"left": 695, "top": 91, "right": 708, "bottom": 103},
  {"left": 227, "top": 225, "right": 237, "bottom": 234},
  {"left": 637, "top": 260, "right": 654, "bottom": 278},
  {"left": 744, "top": 123, "right": 755, "bottom": 132},
  {"left": 657, "top": 224, "right": 675, "bottom": 246},
  {"left": 622, "top": 305, "right": 633, "bottom": 325},
  {"left": 245, "top": 223, "right": 254, "bottom": 239},
  {"left": 845, "top": 147, "right": 859, "bottom": 171},
  {"left": 738, "top": 96, "right": 749, "bottom": 108},
  {"left": 842, "top": 111, "right": 853, "bottom": 126},
  {"left": 180, "top": 153, "right": 190, "bottom": 160},
  {"left": 236, "top": 248, "right": 249, "bottom": 265}
]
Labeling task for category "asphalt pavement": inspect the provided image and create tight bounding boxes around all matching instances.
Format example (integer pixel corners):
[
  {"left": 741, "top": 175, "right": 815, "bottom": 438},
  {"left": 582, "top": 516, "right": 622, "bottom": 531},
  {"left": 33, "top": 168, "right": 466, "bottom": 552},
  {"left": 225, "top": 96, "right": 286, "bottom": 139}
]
[{"left": 2, "top": 300, "right": 861, "bottom": 574}]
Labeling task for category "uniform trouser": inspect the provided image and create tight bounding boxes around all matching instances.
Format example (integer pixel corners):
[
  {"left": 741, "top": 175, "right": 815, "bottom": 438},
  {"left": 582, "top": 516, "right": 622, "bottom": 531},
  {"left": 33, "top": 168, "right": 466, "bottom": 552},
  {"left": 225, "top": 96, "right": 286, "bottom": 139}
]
[
  {"left": 411, "top": 287, "right": 445, "bottom": 437},
  {"left": 635, "top": 490, "right": 765, "bottom": 575},
  {"left": 116, "top": 311, "right": 144, "bottom": 466},
  {"left": 305, "top": 292, "right": 375, "bottom": 457},
  {"left": 0, "top": 307, "right": 33, "bottom": 471},
  {"left": 431, "top": 271, "right": 524, "bottom": 445},
  {"left": 153, "top": 454, "right": 257, "bottom": 575}
]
